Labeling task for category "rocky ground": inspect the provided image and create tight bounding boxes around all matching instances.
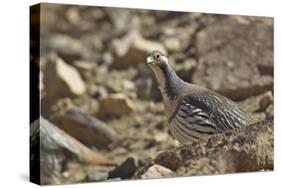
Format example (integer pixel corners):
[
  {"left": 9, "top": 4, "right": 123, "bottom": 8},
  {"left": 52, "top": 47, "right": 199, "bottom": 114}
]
[{"left": 30, "top": 3, "right": 273, "bottom": 185}]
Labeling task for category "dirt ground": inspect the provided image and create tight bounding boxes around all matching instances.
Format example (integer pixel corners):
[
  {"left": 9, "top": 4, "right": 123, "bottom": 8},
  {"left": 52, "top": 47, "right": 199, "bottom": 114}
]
[{"left": 30, "top": 3, "right": 273, "bottom": 185}]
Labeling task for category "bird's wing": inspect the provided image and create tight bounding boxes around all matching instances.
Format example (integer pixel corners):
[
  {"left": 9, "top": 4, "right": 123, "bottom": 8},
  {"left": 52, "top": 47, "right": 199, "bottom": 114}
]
[
  {"left": 176, "top": 93, "right": 251, "bottom": 132},
  {"left": 169, "top": 95, "right": 219, "bottom": 142}
]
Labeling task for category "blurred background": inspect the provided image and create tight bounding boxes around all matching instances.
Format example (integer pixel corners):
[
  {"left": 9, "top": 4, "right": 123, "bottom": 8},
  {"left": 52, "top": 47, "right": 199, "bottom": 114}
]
[{"left": 30, "top": 3, "right": 273, "bottom": 185}]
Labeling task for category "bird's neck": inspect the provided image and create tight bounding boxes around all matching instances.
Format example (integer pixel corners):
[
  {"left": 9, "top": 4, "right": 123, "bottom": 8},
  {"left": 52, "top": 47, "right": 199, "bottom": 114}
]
[{"left": 152, "top": 63, "right": 186, "bottom": 99}]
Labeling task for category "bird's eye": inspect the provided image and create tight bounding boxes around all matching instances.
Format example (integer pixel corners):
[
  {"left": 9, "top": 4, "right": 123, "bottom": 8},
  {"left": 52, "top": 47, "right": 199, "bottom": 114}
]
[{"left": 155, "top": 54, "right": 160, "bottom": 60}]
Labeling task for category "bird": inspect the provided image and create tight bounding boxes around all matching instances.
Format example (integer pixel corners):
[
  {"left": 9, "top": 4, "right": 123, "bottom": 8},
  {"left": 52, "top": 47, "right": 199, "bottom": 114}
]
[{"left": 146, "top": 50, "right": 255, "bottom": 143}]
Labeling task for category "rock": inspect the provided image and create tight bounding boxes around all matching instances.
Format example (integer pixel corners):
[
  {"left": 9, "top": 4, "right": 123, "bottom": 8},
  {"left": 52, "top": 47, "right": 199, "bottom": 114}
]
[
  {"left": 111, "top": 31, "right": 166, "bottom": 69},
  {"left": 153, "top": 150, "right": 183, "bottom": 171},
  {"left": 73, "top": 61, "right": 97, "bottom": 72},
  {"left": 94, "top": 68, "right": 138, "bottom": 95},
  {"left": 99, "top": 93, "right": 136, "bottom": 116},
  {"left": 46, "top": 97, "right": 75, "bottom": 119},
  {"left": 104, "top": 78, "right": 135, "bottom": 94},
  {"left": 31, "top": 117, "right": 114, "bottom": 184},
  {"left": 193, "top": 17, "right": 273, "bottom": 100},
  {"left": 174, "top": 58, "right": 197, "bottom": 82},
  {"left": 70, "top": 95, "right": 100, "bottom": 116},
  {"left": 258, "top": 91, "right": 273, "bottom": 112},
  {"left": 154, "top": 132, "right": 169, "bottom": 143},
  {"left": 43, "top": 56, "right": 86, "bottom": 98},
  {"left": 54, "top": 108, "right": 116, "bottom": 148},
  {"left": 122, "top": 80, "right": 136, "bottom": 91},
  {"left": 219, "top": 76, "right": 273, "bottom": 101},
  {"left": 108, "top": 157, "right": 146, "bottom": 179},
  {"left": 238, "top": 90, "right": 273, "bottom": 121},
  {"left": 88, "top": 85, "right": 108, "bottom": 99},
  {"left": 47, "top": 35, "right": 92, "bottom": 62},
  {"left": 265, "top": 104, "right": 273, "bottom": 119},
  {"left": 238, "top": 93, "right": 267, "bottom": 121},
  {"left": 65, "top": 7, "right": 80, "bottom": 25},
  {"left": 72, "top": 61, "right": 98, "bottom": 87},
  {"left": 86, "top": 166, "right": 113, "bottom": 182},
  {"left": 136, "top": 74, "right": 162, "bottom": 101},
  {"left": 140, "top": 164, "right": 175, "bottom": 179},
  {"left": 106, "top": 8, "right": 136, "bottom": 35},
  {"left": 98, "top": 52, "right": 114, "bottom": 65},
  {"left": 136, "top": 76, "right": 157, "bottom": 101},
  {"left": 163, "top": 37, "right": 181, "bottom": 51},
  {"left": 62, "top": 166, "right": 87, "bottom": 183},
  {"left": 134, "top": 119, "right": 273, "bottom": 178}
]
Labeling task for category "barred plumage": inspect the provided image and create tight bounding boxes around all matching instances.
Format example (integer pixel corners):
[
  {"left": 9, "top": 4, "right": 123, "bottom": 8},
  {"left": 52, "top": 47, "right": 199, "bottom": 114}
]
[
  {"left": 147, "top": 50, "right": 254, "bottom": 143},
  {"left": 168, "top": 92, "right": 253, "bottom": 142}
]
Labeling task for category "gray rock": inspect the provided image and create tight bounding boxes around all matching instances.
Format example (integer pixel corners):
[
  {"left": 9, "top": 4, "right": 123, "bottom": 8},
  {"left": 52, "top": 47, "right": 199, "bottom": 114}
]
[
  {"left": 47, "top": 34, "right": 92, "bottom": 62},
  {"left": 31, "top": 117, "right": 114, "bottom": 184},
  {"left": 54, "top": 108, "right": 116, "bottom": 148},
  {"left": 108, "top": 157, "right": 146, "bottom": 179}
]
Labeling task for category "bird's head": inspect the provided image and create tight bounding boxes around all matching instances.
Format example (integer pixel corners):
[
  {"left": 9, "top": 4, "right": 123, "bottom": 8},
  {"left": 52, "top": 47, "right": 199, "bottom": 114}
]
[
  {"left": 146, "top": 50, "right": 168, "bottom": 67},
  {"left": 146, "top": 50, "right": 170, "bottom": 79},
  {"left": 146, "top": 50, "right": 184, "bottom": 97},
  {"left": 146, "top": 50, "right": 176, "bottom": 91}
]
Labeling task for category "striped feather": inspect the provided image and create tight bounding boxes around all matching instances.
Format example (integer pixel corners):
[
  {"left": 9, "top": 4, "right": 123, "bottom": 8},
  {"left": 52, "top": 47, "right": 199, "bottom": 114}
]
[
  {"left": 183, "top": 94, "right": 252, "bottom": 130},
  {"left": 175, "top": 115, "right": 215, "bottom": 135},
  {"left": 168, "top": 92, "right": 253, "bottom": 143},
  {"left": 173, "top": 118, "right": 200, "bottom": 142}
]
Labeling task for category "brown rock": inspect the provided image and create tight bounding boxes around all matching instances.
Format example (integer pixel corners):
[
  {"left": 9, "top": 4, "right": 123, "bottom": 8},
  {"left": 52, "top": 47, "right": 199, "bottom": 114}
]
[
  {"left": 140, "top": 164, "right": 175, "bottom": 179},
  {"left": 111, "top": 31, "right": 166, "bottom": 69},
  {"left": 62, "top": 165, "right": 87, "bottom": 184},
  {"left": 73, "top": 61, "right": 97, "bottom": 72},
  {"left": 134, "top": 119, "right": 273, "bottom": 178},
  {"left": 43, "top": 56, "right": 86, "bottom": 98},
  {"left": 54, "top": 108, "right": 116, "bottom": 148},
  {"left": 104, "top": 78, "right": 136, "bottom": 94},
  {"left": 239, "top": 91, "right": 273, "bottom": 121},
  {"left": 193, "top": 17, "right": 273, "bottom": 100},
  {"left": 219, "top": 76, "right": 273, "bottom": 101},
  {"left": 163, "top": 37, "right": 181, "bottom": 52},
  {"left": 239, "top": 90, "right": 273, "bottom": 121},
  {"left": 99, "top": 93, "right": 135, "bottom": 116},
  {"left": 94, "top": 67, "right": 138, "bottom": 95},
  {"left": 266, "top": 104, "right": 273, "bottom": 119},
  {"left": 259, "top": 91, "right": 273, "bottom": 112},
  {"left": 174, "top": 58, "right": 197, "bottom": 82},
  {"left": 65, "top": 7, "right": 80, "bottom": 25},
  {"left": 88, "top": 85, "right": 108, "bottom": 99}
]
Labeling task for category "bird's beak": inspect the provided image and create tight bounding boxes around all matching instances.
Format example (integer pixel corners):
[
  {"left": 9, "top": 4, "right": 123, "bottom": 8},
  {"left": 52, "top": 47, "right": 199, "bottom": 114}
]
[{"left": 146, "top": 56, "right": 155, "bottom": 65}]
